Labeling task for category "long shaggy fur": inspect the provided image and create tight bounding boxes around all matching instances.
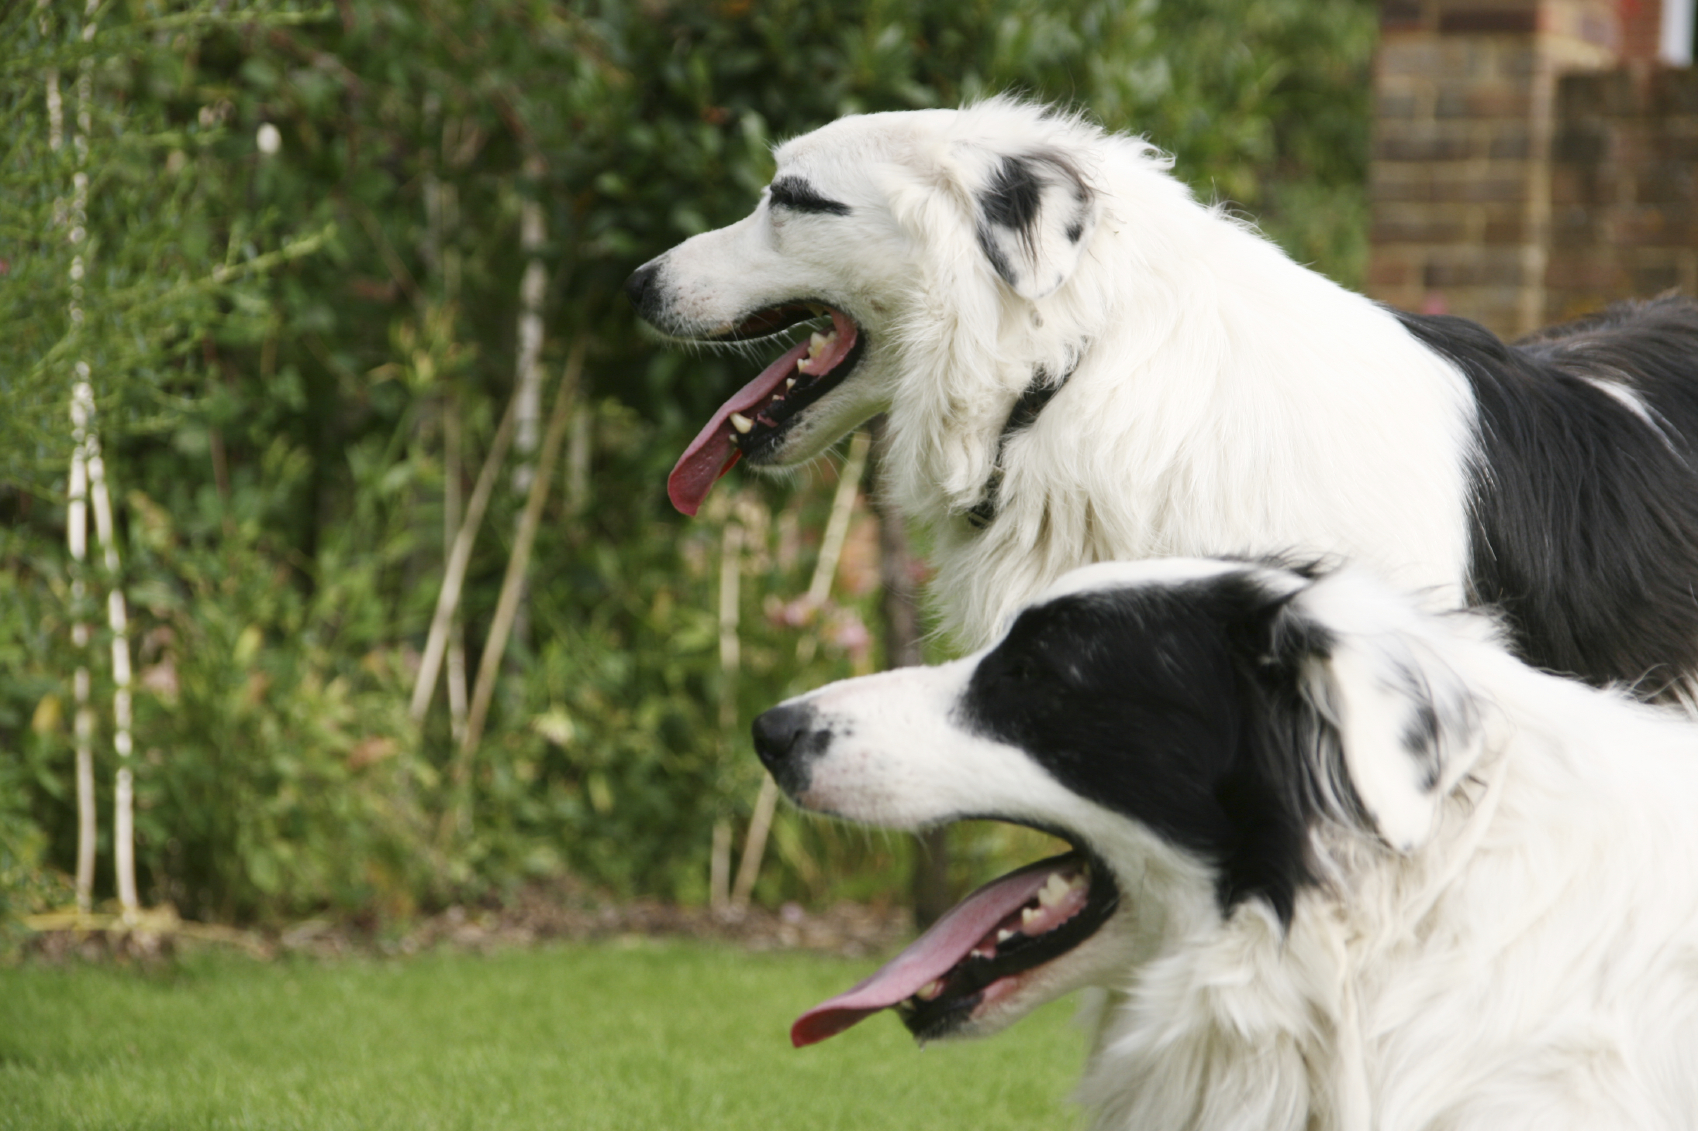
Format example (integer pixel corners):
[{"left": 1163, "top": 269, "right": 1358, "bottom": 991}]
[
  {"left": 754, "top": 559, "right": 1698, "bottom": 1130},
  {"left": 631, "top": 99, "right": 1698, "bottom": 695}
]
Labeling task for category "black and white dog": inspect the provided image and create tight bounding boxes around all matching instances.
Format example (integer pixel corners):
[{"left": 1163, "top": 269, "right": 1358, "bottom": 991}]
[
  {"left": 628, "top": 98, "right": 1698, "bottom": 696},
  {"left": 753, "top": 558, "right": 1698, "bottom": 1130}
]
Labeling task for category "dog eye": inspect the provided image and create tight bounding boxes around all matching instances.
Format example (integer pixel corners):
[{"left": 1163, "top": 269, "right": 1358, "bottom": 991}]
[{"left": 768, "top": 176, "right": 851, "bottom": 217}]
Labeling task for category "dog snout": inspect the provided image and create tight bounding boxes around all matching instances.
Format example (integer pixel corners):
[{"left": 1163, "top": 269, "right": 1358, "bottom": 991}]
[
  {"left": 752, "top": 701, "right": 825, "bottom": 795},
  {"left": 623, "top": 260, "right": 663, "bottom": 322}
]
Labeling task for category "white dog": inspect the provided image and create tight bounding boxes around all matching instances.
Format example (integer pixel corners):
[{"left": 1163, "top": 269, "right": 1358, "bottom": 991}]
[
  {"left": 628, "top": 98, "right": 1698, "bottom": 696},
  {"left": 752, "top": 558, "right": 1698, "bottom": 1130}
]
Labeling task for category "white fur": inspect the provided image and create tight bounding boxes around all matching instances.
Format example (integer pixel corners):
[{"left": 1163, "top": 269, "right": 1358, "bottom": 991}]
[
  {"left": 772, "top": 561, "right": 1698, "bottom": 1130},
  {"left": 641, "top": 99, "right": 1477, "bottom": 648}
]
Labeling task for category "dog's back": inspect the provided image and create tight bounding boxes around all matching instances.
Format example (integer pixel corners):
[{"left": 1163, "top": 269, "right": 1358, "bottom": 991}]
[{"left": 1394, "top": 294, "right": 1698, "bottom": 697}]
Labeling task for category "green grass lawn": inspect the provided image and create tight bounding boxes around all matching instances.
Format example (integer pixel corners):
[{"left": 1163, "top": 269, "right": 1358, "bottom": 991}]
[{"left": 0, "top": 939, "right": 1087, "bottom": 1130}]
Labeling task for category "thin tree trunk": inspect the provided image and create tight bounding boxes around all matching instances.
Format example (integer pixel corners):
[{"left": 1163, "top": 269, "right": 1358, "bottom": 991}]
[
  {"left": 729, "top": 769, "right": 778, "bottom": 912},
  {"left": 509, "top": 152, "right": 546, "bottom": 654},
  {"left": 794, "top": 429, "right": 873, "bottom": 667},
  {"left": 442, "top": 405, "right": 469, "bottom": 744},
  {"left": 423, "top": 111, "right": 469, "bottom": 743},
  {"left": 85, "top": 426, "right": 137, "bottom": 916},
  {"left": 868, "top": 416, "right": 950, "bottom": 928},
  {"left": 448, "top": 341, "right": 584, "bottom": 834},
  {"left": 713, "top": 519, "right": 743, "bottom": 915},
  {"left": 511, "top": 152, "right": 546, "bottom": 496},
  {"left": 408, "top": 394, "right": 517, "bottom": 724},
  {"left": 72, "top": 660, "right": 94, "bottom": 915},
  {"left": 808, "top": 430, "right": 872, "bottom": 608},
  {"left": 68, "top": 387, "right": 95, "bottom": 915},
  {"left": 717, "top": 520, "right": 743, "bottom": 737}
]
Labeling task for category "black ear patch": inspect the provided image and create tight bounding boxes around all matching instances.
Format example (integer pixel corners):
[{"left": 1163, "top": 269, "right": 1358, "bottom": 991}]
[
  {"left": 979, "top": 157, "right": 1044, "bottom": 240},
  {"left": 1279, "top": 580, "right": 1485, "bottom": 853},
  {"left": 972, "top": 151, "right": 1096, "bottom": 301}
]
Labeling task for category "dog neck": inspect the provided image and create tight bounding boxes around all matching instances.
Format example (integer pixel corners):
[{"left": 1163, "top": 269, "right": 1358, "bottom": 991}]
[
  {"left": 964, "top": 365, "right": 1074, "bottom": 530},
  {"left": 1077, "top": 734, "right": 1524, "bottom": 1131}
]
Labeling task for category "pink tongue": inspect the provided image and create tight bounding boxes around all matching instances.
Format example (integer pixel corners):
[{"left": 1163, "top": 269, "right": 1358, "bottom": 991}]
[
  {"left": 666, "top": 336, "right": 812, "bottom": 516},
  {"left": 666, "top": 310, "right": 858, "bottom": 516},
  {"left": 790, "top": 857, "right": 1068, "bottom": 1048}
]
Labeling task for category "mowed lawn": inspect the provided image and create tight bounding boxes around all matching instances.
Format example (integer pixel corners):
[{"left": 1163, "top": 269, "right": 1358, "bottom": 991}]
[{"left": 0, "top": 939, "right": 1086, "bottom": 1130}]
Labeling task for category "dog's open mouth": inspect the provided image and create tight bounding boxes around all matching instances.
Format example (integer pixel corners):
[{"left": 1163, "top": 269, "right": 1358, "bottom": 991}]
[
  {"left": 667, "top": 303, "right": 865, "bottom": 516},
  {"left": 790, "top": 846, "right": 1119, "bottom": 1047}
]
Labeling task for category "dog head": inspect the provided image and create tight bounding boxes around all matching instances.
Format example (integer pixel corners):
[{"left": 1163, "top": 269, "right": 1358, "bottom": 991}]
[
  {"left": 752, "top": 558, "right": 1489, "bottom": 1046},
  {"left": 626, "top": 100, "right": 1130, "bottom": 518}
]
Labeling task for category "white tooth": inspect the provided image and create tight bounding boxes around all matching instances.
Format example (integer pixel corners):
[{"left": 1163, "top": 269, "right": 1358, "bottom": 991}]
[
  {"left": 807, "top": 303, "right": 826, "bottom": 316},
  {"left": 786, "top": 378, "right": 797, "bottom": 390},
  {"left": 1038, "top": 874, "right": 1067, "bottom": 907},
  {"left": 796, "top": 357, "right": 808, "bottom": 372},
  {"left": 729, "top": 412, "right": 753, "bottom": 434},
  {"left": 1067, "top": 873, "right": 1088, "bottom": 893},
  {"left": 996, "top": 929, "right": 1014, "bottom": 943},
  {"left": 809, "top": 331, "right": 827, "bottom": 351},
  {"left": 1021, "top": 906, "right": 1039, "bottom": 926},
  {"left": 918, "top": 979, "right": 942, "bottom": 1000}
]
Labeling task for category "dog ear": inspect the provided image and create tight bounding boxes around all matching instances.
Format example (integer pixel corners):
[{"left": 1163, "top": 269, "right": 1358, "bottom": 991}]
[
  {"left": 972, "top": 152, "right": 1097, "bottom": 302},
  {"left": 1265, "top": 571, "right": 1485, "bottom": 853}
]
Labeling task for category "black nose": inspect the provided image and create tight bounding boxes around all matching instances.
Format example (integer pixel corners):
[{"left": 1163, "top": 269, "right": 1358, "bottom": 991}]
[
  {"left": 624, "top": 260, "right": 661, "bottom": 321},
  {"left": 751, "top": 701, "right": 821, "bottom": 793}
]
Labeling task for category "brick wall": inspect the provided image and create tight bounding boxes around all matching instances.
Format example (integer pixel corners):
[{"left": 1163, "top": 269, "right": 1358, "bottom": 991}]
[
  {"left": 1547, "top": 66, "right": 1698, "bottom": 319},
  {"left": 1368, "top": 0, "right": 1626, "bottom": 337},
  {"left": 1369, "top": 23, "right": 1553, "bottom": 336}
]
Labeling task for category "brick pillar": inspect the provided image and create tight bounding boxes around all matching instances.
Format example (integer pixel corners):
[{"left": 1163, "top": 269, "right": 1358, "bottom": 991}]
[{"left": 1369, "top": 0, "right": 1621, "bottom": 337}]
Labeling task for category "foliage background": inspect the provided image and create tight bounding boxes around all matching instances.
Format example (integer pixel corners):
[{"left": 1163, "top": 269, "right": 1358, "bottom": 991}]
[{"left": 0, "top": 0, "right": 1377, "bottom": 928}]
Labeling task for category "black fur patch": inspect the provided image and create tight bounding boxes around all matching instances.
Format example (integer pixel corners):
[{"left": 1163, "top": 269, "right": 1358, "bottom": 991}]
[
  {"left": 956, "top": 571, "right": 1346, "bottom": 927},
  {"left": 768, "top": 176, "right": 851, "bottom": 216},
  {"left": 975, "top": 157, "right": 1042, "bottom": 289},
  {"left": 979, "top": 156, "right": 1044, "bottom": 235},
  {"left": 1402, "top": 700, "right": 1443, "bottom": 792},
  {"left": 1396, "top": 296, "right": 1698, "bottom": 698},
  {"left": 973, "top": 153, "right": 1094, "bottom": 293}
]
